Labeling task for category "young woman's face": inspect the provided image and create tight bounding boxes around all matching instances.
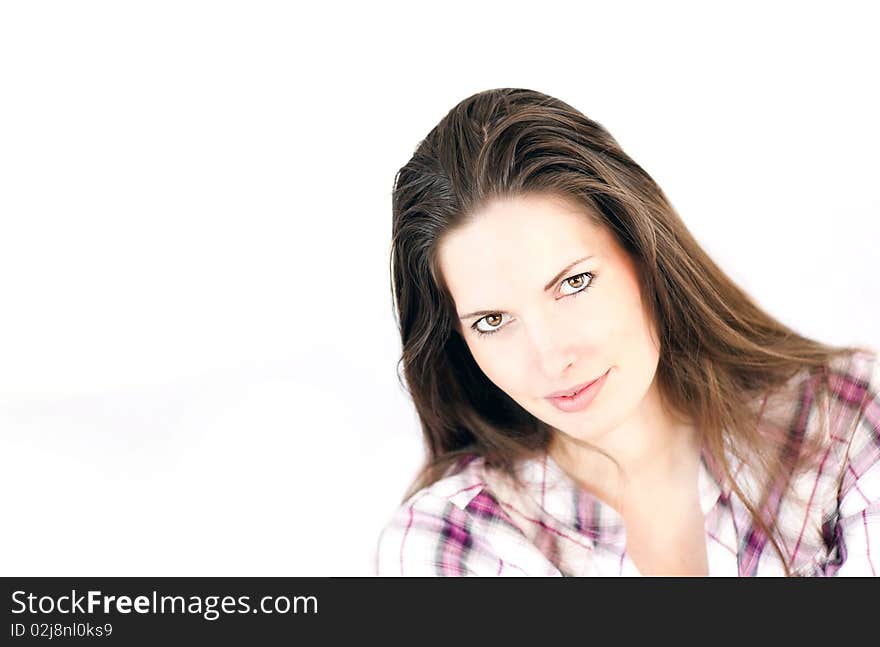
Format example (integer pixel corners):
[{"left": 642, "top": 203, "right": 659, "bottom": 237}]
[{"left": 437, "top": 192, "right": 662, "bottom": 444}]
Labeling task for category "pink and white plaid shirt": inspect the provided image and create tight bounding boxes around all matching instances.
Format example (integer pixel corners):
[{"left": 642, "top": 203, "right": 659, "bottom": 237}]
[{"left": 375, "top": 350, "right": 879, "bottom": 576}]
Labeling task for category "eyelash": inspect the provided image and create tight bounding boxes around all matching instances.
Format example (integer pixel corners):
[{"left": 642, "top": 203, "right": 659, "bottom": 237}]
[{"left": 470, "top": 271, "right": 597, "bottom": 337}]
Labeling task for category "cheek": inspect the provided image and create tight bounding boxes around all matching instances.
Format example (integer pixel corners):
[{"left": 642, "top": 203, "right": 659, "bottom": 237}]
[
  {"left": 599, "top": 267, "right": 651, "bottom": 336},
  {"left": 610, "top": 278, "right": 660, "bottom": 371}
]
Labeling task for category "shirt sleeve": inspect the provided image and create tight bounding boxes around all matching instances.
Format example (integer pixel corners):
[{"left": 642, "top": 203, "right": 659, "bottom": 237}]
[
  {"left": 375, "top": 491, "right": 506, "bottom": 576},
  {"left": 832, "top": 357, "right": 880, "bottom": 577}
]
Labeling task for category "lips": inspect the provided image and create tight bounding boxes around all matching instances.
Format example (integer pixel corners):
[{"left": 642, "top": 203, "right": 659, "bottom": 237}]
[
  {"left": 545, "top": 369, "right": 610, "bottom": 413},
  {"left": 545, "top": 374, "right": 602, "bottom": 399}
]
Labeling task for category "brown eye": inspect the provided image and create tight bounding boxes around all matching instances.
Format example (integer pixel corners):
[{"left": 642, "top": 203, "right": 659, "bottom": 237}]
[
  {"left": 560, "top": 272, "right": 593, "bottom": 297},
  {"left": 474, "top": 312, "right": 508, "bottom": 335}
]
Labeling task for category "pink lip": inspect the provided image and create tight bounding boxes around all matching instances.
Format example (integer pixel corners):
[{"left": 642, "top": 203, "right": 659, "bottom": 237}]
[{"left": 545, "top": 369, "right": 610, "bottom": 413}]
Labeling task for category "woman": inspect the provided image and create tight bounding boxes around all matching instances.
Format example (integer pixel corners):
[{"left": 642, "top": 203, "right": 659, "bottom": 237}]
[{"left": 375, "top": 88, "right": 878, "bottom": 576}]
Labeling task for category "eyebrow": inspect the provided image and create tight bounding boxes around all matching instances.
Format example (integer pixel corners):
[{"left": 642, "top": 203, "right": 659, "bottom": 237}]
[{"left": 457, "top": 255, "right": 594, "bottom": 321}]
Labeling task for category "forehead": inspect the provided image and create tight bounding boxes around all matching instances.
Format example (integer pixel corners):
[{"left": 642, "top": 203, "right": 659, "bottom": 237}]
[{"left": 437, "top": 193, "right": 610, "bottom": 302}]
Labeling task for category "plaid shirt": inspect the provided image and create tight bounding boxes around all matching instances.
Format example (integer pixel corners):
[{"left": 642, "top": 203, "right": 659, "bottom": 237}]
[{"left": 375, "top": 350, "right": 880, "bottom": 576}]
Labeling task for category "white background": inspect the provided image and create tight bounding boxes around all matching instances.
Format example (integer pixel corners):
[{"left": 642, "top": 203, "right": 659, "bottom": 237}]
[{"left": 0, "top": 1, "right": 877, "bottom": 575}]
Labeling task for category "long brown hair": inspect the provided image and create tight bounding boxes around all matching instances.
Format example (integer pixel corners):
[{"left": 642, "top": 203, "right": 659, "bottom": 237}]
[{"left": 389, "top": 88, "right": 871, "bottom": 576}]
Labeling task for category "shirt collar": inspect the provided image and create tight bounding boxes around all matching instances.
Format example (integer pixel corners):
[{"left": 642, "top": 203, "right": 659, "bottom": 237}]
[{"left": 508, "top": 440, "right": 735, "bottom": 545}]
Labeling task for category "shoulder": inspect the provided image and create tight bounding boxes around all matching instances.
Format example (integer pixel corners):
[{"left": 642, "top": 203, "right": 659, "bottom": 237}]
[
  {"left": 813, "top": 347, "right": 880, "bottom": 575},
  {"left": 792, "top": 348, "right": 880, "bottom": 547},
  {"left": 799, "top": 347, "right": 880, "bottom": 480},
  {"left": 819, "top": 348, "right": 879, "bottom": 477},
  {"left": 829, "top": 348, "right": 880, "bottom": 514},
  {"left": 374, "top": 455, "right": 529, "bottom": 576},
  {"left": 742, "top": 348, "right": 880, "bottom": 574},
  {"left": 824, "top": 347, "right": 879, "bottom": 407},
  {"left": 785, "top": 347, "right": 879, "bottom": 447}
]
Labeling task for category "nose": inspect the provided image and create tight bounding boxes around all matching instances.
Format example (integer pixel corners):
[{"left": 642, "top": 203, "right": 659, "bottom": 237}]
[{"left": 525, "top": 310, "right": 581, "bottom": 379}]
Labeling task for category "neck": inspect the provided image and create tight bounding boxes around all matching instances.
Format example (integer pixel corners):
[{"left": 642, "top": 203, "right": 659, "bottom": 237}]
[{"left": 547, "top": 379, "right": 700, "bottom": 512}]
